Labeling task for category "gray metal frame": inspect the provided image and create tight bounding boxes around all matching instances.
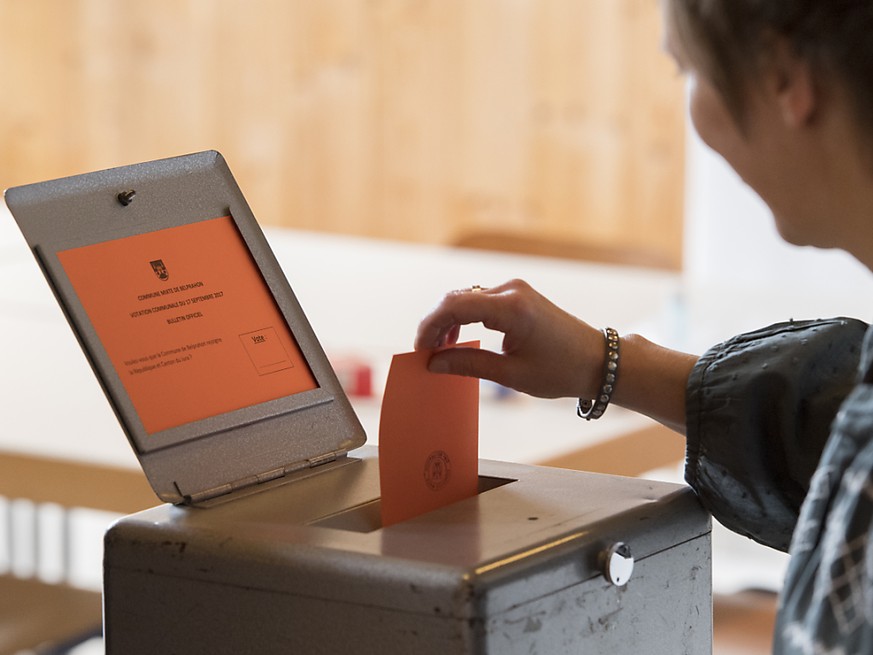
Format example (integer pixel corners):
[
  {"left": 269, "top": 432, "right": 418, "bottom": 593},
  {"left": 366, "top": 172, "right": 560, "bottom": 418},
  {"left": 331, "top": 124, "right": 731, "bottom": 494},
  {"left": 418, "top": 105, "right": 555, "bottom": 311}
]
[{"left": 5, "top": 151, "right": 366, "bottom": 504}]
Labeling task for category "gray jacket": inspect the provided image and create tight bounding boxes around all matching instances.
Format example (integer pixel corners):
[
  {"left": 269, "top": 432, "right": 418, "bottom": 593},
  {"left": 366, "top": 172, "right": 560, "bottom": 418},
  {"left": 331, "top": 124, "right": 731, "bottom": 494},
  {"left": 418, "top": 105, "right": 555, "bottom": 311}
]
[{"left": 686, "top": 317, "right": 872, "bottom": 654}]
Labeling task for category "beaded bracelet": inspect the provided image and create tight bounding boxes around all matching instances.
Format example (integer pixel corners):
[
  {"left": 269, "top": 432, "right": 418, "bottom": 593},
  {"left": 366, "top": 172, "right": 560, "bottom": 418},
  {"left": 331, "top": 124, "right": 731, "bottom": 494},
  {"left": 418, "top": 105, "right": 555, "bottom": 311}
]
[{"left": 577, "top": 327, "right": 619, "bottom": 420}]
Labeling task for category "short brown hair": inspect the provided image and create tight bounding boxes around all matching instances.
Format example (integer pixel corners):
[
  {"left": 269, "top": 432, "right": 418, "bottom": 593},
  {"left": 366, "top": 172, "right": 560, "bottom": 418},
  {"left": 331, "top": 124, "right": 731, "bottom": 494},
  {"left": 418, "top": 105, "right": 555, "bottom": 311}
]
[{"left": 667, "top": 0, "right": 873, "bottom": 135}]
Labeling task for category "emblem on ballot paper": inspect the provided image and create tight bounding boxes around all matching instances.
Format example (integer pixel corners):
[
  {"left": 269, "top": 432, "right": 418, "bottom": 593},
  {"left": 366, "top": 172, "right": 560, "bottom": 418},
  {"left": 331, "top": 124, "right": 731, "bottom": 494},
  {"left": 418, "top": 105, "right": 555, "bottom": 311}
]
[
  {"left": 149, "top": 259, "right": 169, "bottom": 281},
  {"left": 424, "top": 450, "right": 451, "bottom": 491}
]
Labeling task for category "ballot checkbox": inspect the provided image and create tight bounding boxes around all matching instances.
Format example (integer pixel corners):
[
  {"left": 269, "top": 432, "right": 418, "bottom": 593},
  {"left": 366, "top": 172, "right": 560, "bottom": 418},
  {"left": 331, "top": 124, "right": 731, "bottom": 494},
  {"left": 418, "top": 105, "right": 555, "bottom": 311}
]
[{"left": 239, "top": 326, "right": 294, "bottom": 375}]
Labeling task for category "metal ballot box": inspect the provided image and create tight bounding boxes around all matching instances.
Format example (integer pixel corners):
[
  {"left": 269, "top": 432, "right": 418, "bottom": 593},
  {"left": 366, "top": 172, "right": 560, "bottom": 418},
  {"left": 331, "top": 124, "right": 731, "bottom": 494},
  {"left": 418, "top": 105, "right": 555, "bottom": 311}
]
[
  {"left": 104, "top": 448, "right": 711, "bottom": 654},
  {"left": 6, "top": 152, "right": 711, "bottom": 654}
]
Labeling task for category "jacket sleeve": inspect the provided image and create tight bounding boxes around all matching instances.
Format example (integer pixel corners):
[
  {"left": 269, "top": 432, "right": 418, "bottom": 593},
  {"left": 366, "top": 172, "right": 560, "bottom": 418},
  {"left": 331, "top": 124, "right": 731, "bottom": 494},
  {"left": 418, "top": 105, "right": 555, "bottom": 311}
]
[{"left": 685, "top": 317, "right": 868, "bottom": 552}]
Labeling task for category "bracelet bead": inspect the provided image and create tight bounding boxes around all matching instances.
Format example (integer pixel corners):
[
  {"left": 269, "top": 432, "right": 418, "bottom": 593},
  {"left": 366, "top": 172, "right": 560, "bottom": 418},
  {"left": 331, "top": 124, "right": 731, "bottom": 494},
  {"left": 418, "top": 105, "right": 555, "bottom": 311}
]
[{"left": 577, "top": 327, "right": 620, "bottom": 421}]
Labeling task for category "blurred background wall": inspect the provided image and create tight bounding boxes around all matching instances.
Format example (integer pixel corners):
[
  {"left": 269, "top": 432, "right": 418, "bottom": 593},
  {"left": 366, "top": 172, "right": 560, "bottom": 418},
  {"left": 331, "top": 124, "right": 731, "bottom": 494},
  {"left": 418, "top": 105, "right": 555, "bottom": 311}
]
[{"left": 0, "top": 0, "right": 685, "bottom": 269}]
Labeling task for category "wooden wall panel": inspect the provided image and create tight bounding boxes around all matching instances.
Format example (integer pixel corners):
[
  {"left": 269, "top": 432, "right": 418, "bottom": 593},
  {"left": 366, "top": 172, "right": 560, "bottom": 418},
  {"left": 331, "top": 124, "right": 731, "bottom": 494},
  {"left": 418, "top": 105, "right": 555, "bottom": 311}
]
[{"left": 0, "top": 0, "right": 684, "bottom": 268}]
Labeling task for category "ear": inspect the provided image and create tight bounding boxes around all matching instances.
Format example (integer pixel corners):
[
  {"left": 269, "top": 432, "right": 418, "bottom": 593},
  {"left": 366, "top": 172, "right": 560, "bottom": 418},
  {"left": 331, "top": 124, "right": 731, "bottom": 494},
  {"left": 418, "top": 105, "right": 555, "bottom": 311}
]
[{"left": 771, "top": 41, "right": 817, "bottom": 128}]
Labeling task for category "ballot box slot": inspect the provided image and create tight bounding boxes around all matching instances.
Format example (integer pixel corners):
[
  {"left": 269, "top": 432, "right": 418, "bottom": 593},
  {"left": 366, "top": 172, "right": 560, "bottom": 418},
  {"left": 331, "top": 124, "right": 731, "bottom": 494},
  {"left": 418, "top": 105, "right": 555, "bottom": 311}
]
[{"left": 310, "top": 474, "right": 516, "bottom": 533}]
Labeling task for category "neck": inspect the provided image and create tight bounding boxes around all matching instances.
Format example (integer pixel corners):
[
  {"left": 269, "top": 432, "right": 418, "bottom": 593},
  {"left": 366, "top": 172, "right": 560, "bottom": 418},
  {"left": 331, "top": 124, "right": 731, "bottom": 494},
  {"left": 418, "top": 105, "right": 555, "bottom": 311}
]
[
  {"left": 827, "top": 147, "right": 873, "bottom": 270},
  {"left": 778, "top": 96, "right": 873, "bottom": 270}
]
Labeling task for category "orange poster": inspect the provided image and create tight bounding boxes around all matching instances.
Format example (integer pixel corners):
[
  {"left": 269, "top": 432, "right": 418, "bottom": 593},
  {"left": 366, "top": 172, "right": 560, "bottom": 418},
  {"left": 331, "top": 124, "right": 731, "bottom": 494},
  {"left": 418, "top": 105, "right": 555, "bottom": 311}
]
[{"left": 57, "top": 216, "right": 317, "bottom": 434}]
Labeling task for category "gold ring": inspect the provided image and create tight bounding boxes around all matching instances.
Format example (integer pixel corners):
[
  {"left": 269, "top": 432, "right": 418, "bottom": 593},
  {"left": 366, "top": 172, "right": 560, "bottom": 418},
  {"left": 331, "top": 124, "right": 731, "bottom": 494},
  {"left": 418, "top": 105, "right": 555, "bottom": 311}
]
[{"left": 471, "top": 285, "right": 483, "bottom": 293}]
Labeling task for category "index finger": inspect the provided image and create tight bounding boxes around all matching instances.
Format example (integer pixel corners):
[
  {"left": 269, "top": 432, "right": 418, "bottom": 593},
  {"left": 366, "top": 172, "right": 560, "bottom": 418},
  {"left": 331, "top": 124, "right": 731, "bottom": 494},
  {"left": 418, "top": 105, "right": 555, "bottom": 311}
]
[{"left": 414, "top": 286, "right": 514, "bottom": 350}]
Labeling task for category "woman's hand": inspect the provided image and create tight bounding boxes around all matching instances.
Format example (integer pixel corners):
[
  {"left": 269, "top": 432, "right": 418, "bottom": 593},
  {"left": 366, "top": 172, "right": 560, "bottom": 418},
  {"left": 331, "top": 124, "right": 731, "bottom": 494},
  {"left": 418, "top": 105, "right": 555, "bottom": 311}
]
[
  {"left": 414, "top": 279, "right": 605, "bottom": 399},
  {"left": 415, "top": 278, "right": 699, "bottom": 433}
]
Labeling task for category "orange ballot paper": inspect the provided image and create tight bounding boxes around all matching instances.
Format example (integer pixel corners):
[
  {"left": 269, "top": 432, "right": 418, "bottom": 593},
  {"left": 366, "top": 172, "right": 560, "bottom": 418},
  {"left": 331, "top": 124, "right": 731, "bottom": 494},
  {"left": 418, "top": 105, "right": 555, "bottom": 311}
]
[
  {"left": 57, "top": 216, "right": 317, "bottom": 434},
  {"left": 379, "top": 343, "right": 480, "bottom": 527}
]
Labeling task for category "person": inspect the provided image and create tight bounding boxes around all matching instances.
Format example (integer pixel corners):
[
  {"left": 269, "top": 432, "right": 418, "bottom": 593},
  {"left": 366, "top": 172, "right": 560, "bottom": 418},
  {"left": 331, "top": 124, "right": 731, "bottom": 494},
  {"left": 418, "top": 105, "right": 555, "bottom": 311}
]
[{"left": 414, "top": 2, "right": 873, "bottom": 653}]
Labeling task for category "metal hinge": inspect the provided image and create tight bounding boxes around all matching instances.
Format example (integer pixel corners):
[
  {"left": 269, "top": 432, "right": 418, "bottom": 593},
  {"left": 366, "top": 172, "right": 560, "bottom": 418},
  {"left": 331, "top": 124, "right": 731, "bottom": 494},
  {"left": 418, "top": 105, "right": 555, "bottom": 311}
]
[
  {"left": 182, "top": 450, "right": 347, "bottom": 505},
  {"left": 307, "top": 451, "right": 340, "bottom": 468}
]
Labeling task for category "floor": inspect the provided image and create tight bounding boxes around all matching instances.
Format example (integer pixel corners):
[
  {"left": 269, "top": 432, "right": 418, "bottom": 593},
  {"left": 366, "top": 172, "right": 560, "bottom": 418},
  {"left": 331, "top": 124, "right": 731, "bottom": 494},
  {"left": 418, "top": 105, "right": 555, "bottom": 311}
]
[{"left": 713, "top": 591, "right": 778, "bottom": 654}]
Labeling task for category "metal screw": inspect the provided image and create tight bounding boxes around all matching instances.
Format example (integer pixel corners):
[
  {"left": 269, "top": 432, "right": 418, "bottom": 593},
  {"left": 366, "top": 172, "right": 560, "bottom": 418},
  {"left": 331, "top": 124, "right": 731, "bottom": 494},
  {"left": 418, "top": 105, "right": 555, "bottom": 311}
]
[{"left": 117, "top": 190, "right": 136, "bottom": 206}]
